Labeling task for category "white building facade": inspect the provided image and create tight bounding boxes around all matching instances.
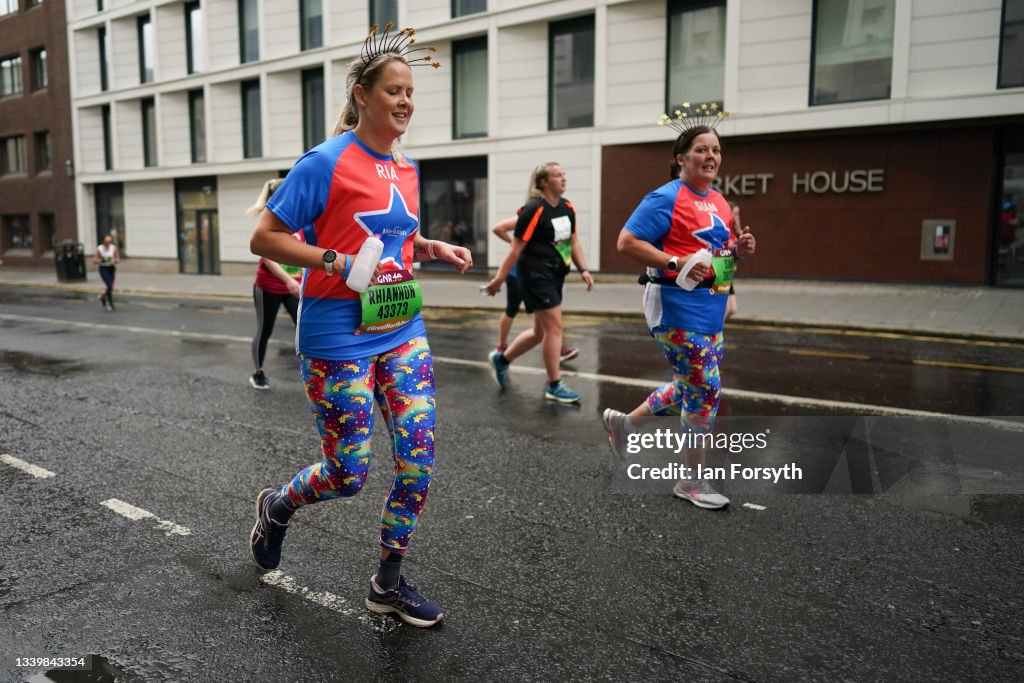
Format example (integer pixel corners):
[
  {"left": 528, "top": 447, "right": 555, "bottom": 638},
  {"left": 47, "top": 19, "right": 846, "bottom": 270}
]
[{"left": 67, "top": 0, "right": 1024, "bottom": 284}]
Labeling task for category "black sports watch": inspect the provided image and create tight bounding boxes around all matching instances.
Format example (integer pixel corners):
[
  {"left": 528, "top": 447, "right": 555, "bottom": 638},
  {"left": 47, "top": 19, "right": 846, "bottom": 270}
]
[
  {"left": 665, "top": 256, "right": 680, "bottom": 272},
  {"left": 323, "top": 249, "right": 338, "bottom": 275}
]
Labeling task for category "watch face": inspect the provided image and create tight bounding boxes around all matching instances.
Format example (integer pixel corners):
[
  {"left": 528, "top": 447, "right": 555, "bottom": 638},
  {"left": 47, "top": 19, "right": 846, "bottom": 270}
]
[
  {"left": 323, "top": 250, "right": 337, "bottom": 264},
  {"left": 667, "top": 258, "right": 678, "bottom": 271}
]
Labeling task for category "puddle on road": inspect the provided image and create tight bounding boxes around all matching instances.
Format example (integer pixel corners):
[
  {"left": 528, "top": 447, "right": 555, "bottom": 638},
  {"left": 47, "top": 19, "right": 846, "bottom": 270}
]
[
  {"left": 0, "top": 351, "right": 90, "bottom": 377},
  {"left": 26, "top": 654, "right": 125, "bottom": 683},
  {"left": 884, "top": 494, "right": 1024, "bottom": 531}
]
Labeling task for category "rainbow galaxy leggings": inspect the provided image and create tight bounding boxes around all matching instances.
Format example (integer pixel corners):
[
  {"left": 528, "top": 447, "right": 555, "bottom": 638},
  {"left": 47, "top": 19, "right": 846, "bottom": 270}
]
[
  {"left": 645, "top": 327, "right": 725, "bottom": 433},
  {"left": 280, "top": 336, "right": 436, "bottom": 554}
]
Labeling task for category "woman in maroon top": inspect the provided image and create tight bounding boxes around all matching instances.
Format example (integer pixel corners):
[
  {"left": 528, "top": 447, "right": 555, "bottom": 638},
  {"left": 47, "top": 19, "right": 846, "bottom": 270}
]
[{"left": 247, "top": 178, "right": 303, "bottom": 390}]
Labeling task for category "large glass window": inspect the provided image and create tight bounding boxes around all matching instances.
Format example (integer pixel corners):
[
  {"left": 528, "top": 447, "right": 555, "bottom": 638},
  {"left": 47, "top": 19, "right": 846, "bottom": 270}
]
[
  {"left": 185, "top": 1, "right": 204, "bottom": 74},
  {"left": 189, "top": 89, "right": 206, "bottom": 163},
  {"left": 302, "top": 67, "right": 324, "bottom": 150},
  {"left": 453, "top": 36, "right": 487, "bottom": 139},
  {"left": 95, "top": 183, "right": 125, "bottom": 253},
  {"left": 549, "top": 16, "right": 595, "bottom": 130},
  {"left": 811, "top": 0, "right": 894, "bottom": 105},
  {"left": 101, "top": 104, "right": 112, "bottom": 170},
  {"left": 99, "top": 27, "right": 108, "bottom": 91},
  {"left": 242, "top": 79, "right": 262, "bottom": 158},
  {"left": 175, "top": 177, "right": 219, "bottom": 275},
  {"left": 1, "top": 55, "right": 23, "bottom": 97},
  {"left": 667, "top": 0, "right": 725, "bottom": 111},
  {"left": 452, "top": 0, "right": 486, "bottom": 17},
  {"left": 420, "top": 156, "right": 488, "bottom": 270},
  {"left": 239, "top": 0, "right": 259, "bottom": 63},
  {"left": 30, "top": 48, "right": 47, "bottom": 91},
  {"left": 370, "top": 0, "right": 397, "bottom": 27},
  {"left": 141, "top": 97, "right": 157, "bottom": 167},
  {"left": 301, "top": 0, "right": 322, "bottom": 51},
  {"left": 35, "top": 131, "right": 51, "bottom": 172},
  {"left": 138, "top": 14, "right": 154, "bottom": 83},
  {"left": 1, "top": 136, "right": 26, "bottom": 174},
  {"left": 3, "top": 215, "right": 32, "bottom": 251},
  {"left": 1, "top": 0, "right": 17, "bottom": 17},
  {"left": 996, "top": 127, "right": 1024, "bottom": 286},
  {"left": 40, "top": 213, "right": 55, "bottom": 252},
  {"left": 999, "top": 0, "right": 1024, "bottom": 88}
]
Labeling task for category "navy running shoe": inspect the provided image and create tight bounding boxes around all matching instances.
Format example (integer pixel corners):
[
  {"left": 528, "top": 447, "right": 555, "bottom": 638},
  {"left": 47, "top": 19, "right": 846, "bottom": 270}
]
[
  {"left": 488, "top": 350, "right": 510, "bottom": 389},
  {"left": 365, "top": 575, "right": 444, "bottom": 628},
  {"left": 249, "top": 488, "right": 289, "bottom": 570}
]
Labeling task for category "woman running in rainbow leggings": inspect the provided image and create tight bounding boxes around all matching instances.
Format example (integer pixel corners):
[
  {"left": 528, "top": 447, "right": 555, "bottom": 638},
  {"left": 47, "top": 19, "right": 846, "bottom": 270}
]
[
  {"left": 247, "top": 28, "right": 471, "bottom": 628},
  {"left": 602, "top": 105, "right": 757, "bottom": 510}
]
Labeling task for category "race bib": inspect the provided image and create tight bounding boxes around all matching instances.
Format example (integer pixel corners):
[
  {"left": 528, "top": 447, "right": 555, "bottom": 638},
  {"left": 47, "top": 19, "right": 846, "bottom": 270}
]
[
  {"left": 710, "top": 248, "right": 735, "bottom": 295},
  {"left": 357, "top": 270, "right": 423, "bottom": 334},
  {"left": 280, "top": 263, "right": 303, "bottom": 280},
  {"left": 551, "top": 215, "right": 573, "bottom": 267}
]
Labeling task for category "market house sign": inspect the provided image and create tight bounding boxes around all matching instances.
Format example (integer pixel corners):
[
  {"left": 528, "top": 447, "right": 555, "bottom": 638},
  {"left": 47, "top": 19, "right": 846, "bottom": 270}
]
[{"left": 712, "top": 169, "right": 885, "bottom": 196}]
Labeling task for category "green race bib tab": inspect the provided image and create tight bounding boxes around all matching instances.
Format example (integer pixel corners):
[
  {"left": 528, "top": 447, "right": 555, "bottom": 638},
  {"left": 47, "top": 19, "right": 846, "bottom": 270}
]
[
  {"left": 358, "top": 270, "right": 423, "bottom": 334},
  {"left": 554, "top": 240, "right": 573, "bottom": 267},
  {"left": 710, "top": 248, "right": 735, "bottom": 295}
]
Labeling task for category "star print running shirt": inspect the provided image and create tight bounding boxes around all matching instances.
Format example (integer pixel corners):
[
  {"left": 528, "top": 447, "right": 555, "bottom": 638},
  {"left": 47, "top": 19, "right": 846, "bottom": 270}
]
[
  {"left": 266, "top": 131, "right": 426, "bottom": 360},
  {"left": 625, "top": 180, "right": 736, "bottom": 334}
]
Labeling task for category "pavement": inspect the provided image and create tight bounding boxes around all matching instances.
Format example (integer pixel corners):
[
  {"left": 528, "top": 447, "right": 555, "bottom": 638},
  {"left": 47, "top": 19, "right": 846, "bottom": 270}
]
[{"left": 3, "top": 263, "right": 1024, "bottom": 341}]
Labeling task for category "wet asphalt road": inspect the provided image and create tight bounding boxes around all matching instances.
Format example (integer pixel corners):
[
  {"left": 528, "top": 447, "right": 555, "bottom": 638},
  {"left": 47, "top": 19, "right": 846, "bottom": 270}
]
[{"left": 1, "top": 287, "right": 1023, "bottom": 682}]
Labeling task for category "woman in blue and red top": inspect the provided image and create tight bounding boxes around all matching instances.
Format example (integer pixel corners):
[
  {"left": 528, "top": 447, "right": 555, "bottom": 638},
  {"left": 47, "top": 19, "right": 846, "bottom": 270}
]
[
  {"left": 247, "top": 38, "right": 471, "bottom": 627},
  {"left": 603, "top": 123, "right": 756, "bottom": 510},
  {"left": 246, "top": 178, "right": 303, "bottom": 390}
]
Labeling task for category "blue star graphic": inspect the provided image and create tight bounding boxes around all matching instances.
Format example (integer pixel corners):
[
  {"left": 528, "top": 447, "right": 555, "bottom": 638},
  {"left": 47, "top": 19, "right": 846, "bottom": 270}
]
[
  {"left": 691, "top": 212, "right": 731, "bottom": 249},
  {"left": 353, "top": 183, "right": 420, "bottom": 267}
]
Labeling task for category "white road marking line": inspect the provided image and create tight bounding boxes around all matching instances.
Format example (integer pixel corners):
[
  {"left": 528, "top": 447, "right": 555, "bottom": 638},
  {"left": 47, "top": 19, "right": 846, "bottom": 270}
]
[
  {"left": 260, "top": 570, "right": 392, "bottom": 630},
  {"left": 742, "top": 503, "right": 767, "bottom": 511},
  {"left": 4, "top": 312, "right": 1023, "bottom": 432},
  {"left": 0, "top": 453, "right": 56, "bottom": 478},
  {"left": 100, "top": 498, "right": 191, "bottom": 536}
]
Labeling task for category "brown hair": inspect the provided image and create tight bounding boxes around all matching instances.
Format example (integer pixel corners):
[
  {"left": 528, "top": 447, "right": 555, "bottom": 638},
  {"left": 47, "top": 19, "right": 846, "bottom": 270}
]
[
  {"left": 332, "top": 53, "right": 410, "bottom": 166},
  {"left": 669, "top": 125, "right": 721, "bottom": 180}
]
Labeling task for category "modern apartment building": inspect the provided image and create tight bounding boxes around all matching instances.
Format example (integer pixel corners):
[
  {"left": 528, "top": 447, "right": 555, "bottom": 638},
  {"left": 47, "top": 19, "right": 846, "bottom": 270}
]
[
  {"left": 1, "top": 0, "right": 77, "bottom": 268},
  {"left": 66, "top": 1, "right": 1024, "bottom": 284}
]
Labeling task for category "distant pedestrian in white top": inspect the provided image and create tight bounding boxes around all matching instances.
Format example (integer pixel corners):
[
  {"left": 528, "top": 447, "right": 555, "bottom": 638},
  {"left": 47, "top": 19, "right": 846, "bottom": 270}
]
[{"left": 93, "top": 235, "right": 120, "bottom": 311}]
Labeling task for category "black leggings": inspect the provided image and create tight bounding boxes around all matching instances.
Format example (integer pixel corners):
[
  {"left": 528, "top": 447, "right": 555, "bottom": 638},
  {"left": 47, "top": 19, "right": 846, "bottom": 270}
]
[
  {"left": 252, "top": 284, "right": 299, "bottom": 370},
  {"left": 99, "top": 266, "right": 116, "bottom": 306}
]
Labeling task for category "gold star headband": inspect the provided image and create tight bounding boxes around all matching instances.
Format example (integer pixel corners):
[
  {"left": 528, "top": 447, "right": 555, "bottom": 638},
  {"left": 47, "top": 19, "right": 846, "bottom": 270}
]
[
  {"left": 358, "top": 23, "right": 441, "bottom": 82},
  {"left": 657, "top": 101, "right": 730, "bottom": 134}
]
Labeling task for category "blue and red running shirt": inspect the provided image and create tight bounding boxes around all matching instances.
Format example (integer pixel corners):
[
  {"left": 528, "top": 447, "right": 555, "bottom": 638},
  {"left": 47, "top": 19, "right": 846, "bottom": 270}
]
[
  {"left": 265, "top": 131, "right": 426, "bottom": 360},
  {"left": 625, "top": 180, "right": 736, "bottom": 335}
]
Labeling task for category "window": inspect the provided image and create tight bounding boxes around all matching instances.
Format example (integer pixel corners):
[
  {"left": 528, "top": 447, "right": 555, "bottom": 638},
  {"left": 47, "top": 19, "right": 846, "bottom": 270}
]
[
  {"left": 30, "top": 48, "right": 47, "bottom": 90},
  {"left": 239, "top": 0, "right": 259, "bottom": 63},
  {"left": 1, "top": 0, "right": 17, "bottom": 16},
  {"left": 95, "top": 183, "right": 125, "bottom": 252},
  {"left": 1, "top": 55, "right": 23, "bottom": 98},
  {"left": 99, "top": 27, "right": 108, "bottom": 91},
  {"left": 811, "top": 0, "right": 894, "bottom": 105},
  {"left": 452, "top": 0, "right": 486, "bottom": 18},
  {"left": 1, "top": 136, "right": 27, "bottom": 174},
  {"left": 189, "top": 89, "right": 206, "bottom": 163},
  {"left": 40, "top": 213, "right": 55, "bottom": 252},
  {"left": 370, "top": 0, "right": 397, "bottom": 27},
  {"left": 999, "top": 0, "right": 1024, "bottom": 88},
  {"left": 420, "top": 156, "right": 488, "bottom": 268},
  {"left": 141, "top": 97, "right": 157, "bottom": 167},
  {"left": 302, "top": 68, "right": 324, "bottom": 150},
  {"left": 102, "top": 104, "right": 112, "bottom": 170},
  {"left": 138, "top": 14, "right": 154, "bottom": 83},
  {"left": 3, "top": 215, "right": 32, "bottom": 251},
  {"left": 301, "top": 0, "right": 322, "bottom": 51},
  {"left": 667, "top": 0, "right": 725, "bottom": 111},
  {"left": 241, "top": 79, "right": 261, "bottom": 158},
  {"left": 97, "top": 1, "right": 104, "bottom": 10},
  {"left": 29, "top": 0, "right": 43, "bottom": 7},
  {"left": 549, "top": 16, "right": 595, "bottom": 130},
  {"left": 185, "top": 1, "right": 204, "bottom": 74},
  {"left": 453, "top": 36, "right": 487, "bottom": 139},
  {"left": 35, "top": 131, "right": 51, "bottom": 172}
]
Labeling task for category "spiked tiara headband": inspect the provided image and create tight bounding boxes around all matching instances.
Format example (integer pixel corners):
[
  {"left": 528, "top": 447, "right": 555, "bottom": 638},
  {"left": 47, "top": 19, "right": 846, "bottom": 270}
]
[
  {"left": 658, "top": 101, "right": 730, "bottom": 135},
  {"left": 356, "top": 23, "right": 441, "bottom": 84}
]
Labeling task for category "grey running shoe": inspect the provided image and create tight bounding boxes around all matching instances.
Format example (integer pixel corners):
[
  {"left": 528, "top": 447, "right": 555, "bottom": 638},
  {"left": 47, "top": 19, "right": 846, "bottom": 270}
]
[
  {"left": 601, "top": 408, "right": 632, "bottom": 459},
  {"left": 673, "top": 478, "right": 730, "bottom": 509}
]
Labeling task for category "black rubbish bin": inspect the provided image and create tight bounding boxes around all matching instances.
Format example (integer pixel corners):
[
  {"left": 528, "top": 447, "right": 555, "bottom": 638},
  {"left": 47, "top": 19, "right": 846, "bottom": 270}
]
[{"left": 55, "top": 240, "right": 87, "bottom": 283}]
